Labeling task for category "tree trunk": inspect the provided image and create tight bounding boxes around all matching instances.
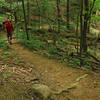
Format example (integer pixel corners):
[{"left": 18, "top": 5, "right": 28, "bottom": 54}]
[
  {"left": 36, "top": 0, "right": 41, "bottom": 29},
  {"left": 27, "top": 0, "right": 30, "bottom": 25},
  {"left": 14, "top": 10, "right": 17, "bottom": 24},
  {"left": 76, "top": 13, "right": 79, "bottom": 54},
  {"left": 80, "top": 0, "right": 84, "bottom": 67},
  {"left": 82, "top": 0, "right": 89, "bottom": 52},
  {"left": 22, "top": 0, "right": 29, "bottom": 40},
  {"left": 57, "top": 0, "right": 61, "bottom": 33},
  {"left": 66, "top": 0, "right": 70, "bottom": 30},
  {"left": 80, "top": 0, "right": 83, "bottom": 55}
]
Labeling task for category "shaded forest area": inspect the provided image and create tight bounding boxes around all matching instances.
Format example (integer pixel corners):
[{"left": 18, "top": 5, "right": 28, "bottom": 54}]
[{"left": 0, "top": 0, "right": 100, "bottom": 100}]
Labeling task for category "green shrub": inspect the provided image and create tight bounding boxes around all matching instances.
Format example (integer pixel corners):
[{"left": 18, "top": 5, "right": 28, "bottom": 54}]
[
  {"left": 88, "top": 48, "right": 97, "bottom": 56},
  {"left": 67, "top": 58, "right": 80, "bottom": 67},
  {"left": 0, "top": 39, "right": 9, "bottom": 50},
  {"left": 48, "top": 44, "right": 58, "bottom": 54},
  {"left": 19, "top": 39, "right": 46, "bottom": 50}
]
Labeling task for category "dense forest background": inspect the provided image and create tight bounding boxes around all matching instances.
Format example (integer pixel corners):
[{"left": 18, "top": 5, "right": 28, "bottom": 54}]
[{"left": 0, "top": 0, "right": 100, "bottom": 100}]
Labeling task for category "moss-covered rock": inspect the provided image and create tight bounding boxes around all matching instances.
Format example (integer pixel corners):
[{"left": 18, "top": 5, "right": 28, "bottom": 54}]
[{"left": 27, "top": 84, "right": 54, "bottom": 100}]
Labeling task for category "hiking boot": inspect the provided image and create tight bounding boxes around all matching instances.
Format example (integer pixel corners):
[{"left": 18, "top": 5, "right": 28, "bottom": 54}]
[{"left": 9, "top": 41, "right": 12, "bottom": 45}]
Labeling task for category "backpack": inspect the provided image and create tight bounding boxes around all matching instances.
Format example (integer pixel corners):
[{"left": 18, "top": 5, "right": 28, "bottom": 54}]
[{"left": 5, "top": 21, "right": 14, "bottom": 32}]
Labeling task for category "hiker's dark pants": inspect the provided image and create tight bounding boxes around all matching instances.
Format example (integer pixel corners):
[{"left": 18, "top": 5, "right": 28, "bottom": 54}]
[{"left": 7, "top": 32, "right": 12, "bottom": 40}]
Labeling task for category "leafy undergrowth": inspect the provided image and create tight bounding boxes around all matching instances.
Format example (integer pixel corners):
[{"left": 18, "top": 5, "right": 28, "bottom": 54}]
[
  {"left": 0, "top": 50, "right": 24, "bottom": 78},
  {"left": 15, "top": 30, "right": 100, "bottom": 71},
  {"left": 0, "top": 38, "right": 9, "bottom": 50}
]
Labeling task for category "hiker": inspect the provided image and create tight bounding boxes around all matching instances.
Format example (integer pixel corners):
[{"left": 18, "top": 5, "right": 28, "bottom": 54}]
[{"left": 4, "top": 18, "right": 14, "bottom": 44}]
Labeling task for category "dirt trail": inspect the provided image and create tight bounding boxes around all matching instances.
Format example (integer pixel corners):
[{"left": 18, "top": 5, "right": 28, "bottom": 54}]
[
  {"left": 7, "top": 39, "right": 100, "bottom": 100},
  {"left": 0, "top": 35, "right": 100, "bottom": 100}
]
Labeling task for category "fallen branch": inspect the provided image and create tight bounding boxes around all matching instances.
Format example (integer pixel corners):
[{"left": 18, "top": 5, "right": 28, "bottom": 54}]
[
  {"left": 87, "top": 52, "right": 100, "bottom": 63},
  {"left": 75, "top": 74, "right": 88, "bottom": 82},
  {"left": 54, "top": 74, "right": 88, "bottom": 95}
]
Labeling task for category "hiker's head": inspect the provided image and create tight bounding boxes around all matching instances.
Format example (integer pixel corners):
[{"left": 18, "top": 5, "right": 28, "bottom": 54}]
[{"left": 7, "top": 18, "right": 10, "bottom": 21}]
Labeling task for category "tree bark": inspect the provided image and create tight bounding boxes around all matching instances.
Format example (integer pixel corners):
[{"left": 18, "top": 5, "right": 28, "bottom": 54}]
[
  {"left": 66, "top": 0, "right": 70, "bottom": 30},
  {"left": 22, "top": 0, "right": 29, "bottom": 40},
  {"left": 57, "top": 0, "right": 61, "bottom": 33},
  {"left": 82, "top": 0, "right": 89, "bottom": 52},
  {"left": 27, "top": 0, "right": 30, "bottom": 25},
  {"left": 76, "top": 13, "right": 79, "bottom": 54},
  {"left": 80, "top": 0, "right": 83, "bottom": 55}
]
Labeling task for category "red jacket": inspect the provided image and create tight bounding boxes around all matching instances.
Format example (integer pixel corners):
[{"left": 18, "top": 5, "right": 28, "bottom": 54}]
[{"left": 5, "top": 21, "right": 14, "bottom": 32}]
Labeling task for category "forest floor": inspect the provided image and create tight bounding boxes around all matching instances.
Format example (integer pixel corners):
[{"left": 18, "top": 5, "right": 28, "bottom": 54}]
[{"left": 0, "top": 36, "right": 100, "bottom": 100}]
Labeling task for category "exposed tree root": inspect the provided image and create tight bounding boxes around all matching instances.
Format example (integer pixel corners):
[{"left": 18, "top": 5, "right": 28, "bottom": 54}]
[
  {"left": 87, "top": 52, "right": 100, "bottom": 63},
  {"left": 27, "top": 74, "right": 88, "bottom": 100},
  {"left": 54, "top": 74, "right": 88, "bottom": 95}
]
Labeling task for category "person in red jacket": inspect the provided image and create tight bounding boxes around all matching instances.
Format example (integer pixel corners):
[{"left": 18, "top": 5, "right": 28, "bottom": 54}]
[{"left": 5, "top": 18, "right": 14, "bottom": 44}]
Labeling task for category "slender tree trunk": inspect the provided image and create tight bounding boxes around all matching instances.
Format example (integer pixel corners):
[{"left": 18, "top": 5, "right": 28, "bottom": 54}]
[
  {"left": 80, "top": 0, "right": 84, "bottom": 67},
  {"left": 36, "top": 0, "right": 41, "bottom": 29},
  {"left": 57, "top": 0, "right": 61, "bottom": 33},
  {"left": 66, "top": 0, "right": 70, "bottom": 30},
  {"left": 76, "top": 13, "right": 79, "bottom": 54},
  {"left": 22, "top": 0, "right": 29, "bottom": 40},
  {"left": 80, "top": 0, "right": 83, "bottom": 55},
  {"left": 27, "top": 0, "right": 30, "bottom": 25},
  {"left": 14, "top": 10, "right": 17, "bottom": 24},
  {"left": 82, "top": 0, "right": 89, "bottom": 52}
]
